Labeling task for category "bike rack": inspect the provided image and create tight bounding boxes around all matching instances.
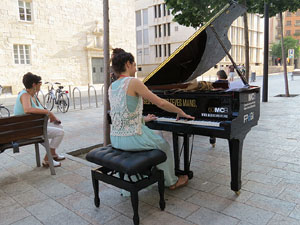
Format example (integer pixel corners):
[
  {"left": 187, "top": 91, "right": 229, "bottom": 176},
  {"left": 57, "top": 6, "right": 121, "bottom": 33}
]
[
  {"left": 88, "top": 84, "right": 99, "bottom": 108},
  {"left": 72, "top": 87, "right": 82, "bottom": 110}
]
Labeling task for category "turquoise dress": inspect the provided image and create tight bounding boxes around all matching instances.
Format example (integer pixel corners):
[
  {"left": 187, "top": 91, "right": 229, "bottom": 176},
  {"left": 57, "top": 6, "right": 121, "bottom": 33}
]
[
  {"left": 14, "top": 90, "right": 44, "bottom": 115},
  {"left": 109, "top": 78, "right": 178, "bottom": 187}
]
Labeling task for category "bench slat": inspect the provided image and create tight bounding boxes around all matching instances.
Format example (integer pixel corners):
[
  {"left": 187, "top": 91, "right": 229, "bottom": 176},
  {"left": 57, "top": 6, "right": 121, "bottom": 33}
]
[
  {"left": 0, "top": 120, "right": 44, "bottom": 133},
  {"left": 0, "top": 126, "right": 43, "bottom": 144},
  {"left": 0, "top": 114, "right": 44, "bottom": 125}
]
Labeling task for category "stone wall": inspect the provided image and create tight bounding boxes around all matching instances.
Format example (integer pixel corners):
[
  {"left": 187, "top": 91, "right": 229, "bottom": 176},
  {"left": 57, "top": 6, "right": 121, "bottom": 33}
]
[{"left": 0, "top": 0, "right": 136, "bottom": 94}]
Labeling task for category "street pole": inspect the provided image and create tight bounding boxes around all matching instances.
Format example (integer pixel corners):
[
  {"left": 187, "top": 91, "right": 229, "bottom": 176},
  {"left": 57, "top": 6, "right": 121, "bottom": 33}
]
[
  {"left": 262, "top": 2, "right": 269, "bottom": 102},
  {"left": 103, "top": 0, "right": 110, "bottom": 146}
]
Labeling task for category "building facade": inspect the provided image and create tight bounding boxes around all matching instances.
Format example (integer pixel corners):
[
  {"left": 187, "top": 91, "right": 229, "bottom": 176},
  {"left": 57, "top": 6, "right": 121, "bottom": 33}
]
[
  {"left": 0, "top": 0, "right": 136, "bottom": 94},
  {"left": 284, "top": 9, "right": 300, "bottom": 44},
  {"left": 135, "top": 0, "right": 264, "bottom": 79}
]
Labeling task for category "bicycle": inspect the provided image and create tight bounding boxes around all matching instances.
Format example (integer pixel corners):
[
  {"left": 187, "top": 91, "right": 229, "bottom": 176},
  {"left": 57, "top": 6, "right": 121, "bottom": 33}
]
[
  {"left": 44, "top": 82, "right": 70, "bottom": 113},
  {"left": 0, "top": 85, "right": 10, "bottom": 117}
]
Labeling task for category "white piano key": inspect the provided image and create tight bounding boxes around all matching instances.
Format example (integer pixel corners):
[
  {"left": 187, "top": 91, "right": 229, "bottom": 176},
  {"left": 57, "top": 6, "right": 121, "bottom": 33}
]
[{"left": 155, "top": 117, "right": 220, "bottom": 127}]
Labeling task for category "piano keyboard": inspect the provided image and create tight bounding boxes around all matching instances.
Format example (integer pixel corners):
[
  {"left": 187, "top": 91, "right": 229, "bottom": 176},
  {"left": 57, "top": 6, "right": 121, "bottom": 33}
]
[{"left": 155, "top": 117, "right": 220, "bottom": 127}]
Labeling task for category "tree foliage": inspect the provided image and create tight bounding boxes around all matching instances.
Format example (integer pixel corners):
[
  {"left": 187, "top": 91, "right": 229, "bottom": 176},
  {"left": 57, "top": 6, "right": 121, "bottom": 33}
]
[
  {"left": 248, "top": 0, "right": 300, "bottom": 17},
  {"left": 271, "top": 36, "right": 300, "bottom": 58},
  {"left": 165, "top": 0, "right": 258, "bottom": 28}
]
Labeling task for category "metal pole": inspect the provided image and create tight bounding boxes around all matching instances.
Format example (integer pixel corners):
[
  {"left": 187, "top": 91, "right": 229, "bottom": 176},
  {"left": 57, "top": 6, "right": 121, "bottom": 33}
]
[
  {"left": 262, "top": 2, "right": 269, "bottom": 102},
  {"left": 103, "top": 0, "right": 110, "bottom": 146}
]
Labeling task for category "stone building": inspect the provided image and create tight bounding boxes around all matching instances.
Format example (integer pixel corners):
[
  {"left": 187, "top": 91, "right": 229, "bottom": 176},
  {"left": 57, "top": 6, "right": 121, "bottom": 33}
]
[
  {"left": 135, "top": 0, "right": 264, "bottom": 79},
  {"left": 0, "top": 0, "right": 136, "bottom": 94}
]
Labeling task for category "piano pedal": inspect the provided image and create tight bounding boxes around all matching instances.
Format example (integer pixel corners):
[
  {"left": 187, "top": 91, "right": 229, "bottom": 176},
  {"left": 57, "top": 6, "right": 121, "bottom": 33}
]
[
  {"left": 209, "top": 137, "right": 216, "bottom": 148},
  {"left": 235, "top": 191, "right": 240, "bottom": 196}
]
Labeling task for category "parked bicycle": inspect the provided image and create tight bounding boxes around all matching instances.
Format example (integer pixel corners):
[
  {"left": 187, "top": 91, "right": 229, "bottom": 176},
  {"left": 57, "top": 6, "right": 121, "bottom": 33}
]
[
  {"left": 0, "top": 85, "right": 10, "bottom": 117},
  {"left": 44, "top": 82, "right": 70, "bottom": 113}
]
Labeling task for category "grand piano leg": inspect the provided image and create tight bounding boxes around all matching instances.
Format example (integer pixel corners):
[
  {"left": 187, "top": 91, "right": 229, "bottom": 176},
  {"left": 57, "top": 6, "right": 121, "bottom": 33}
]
[
  {"left": 228, "top": 138, "right": 244, "bottom": 194},
  {"left": 172, "top": 133, "right": 193, "bottom": 179},
  {"left": 172, "top": 133, "right": 180, "bottom": 173}
]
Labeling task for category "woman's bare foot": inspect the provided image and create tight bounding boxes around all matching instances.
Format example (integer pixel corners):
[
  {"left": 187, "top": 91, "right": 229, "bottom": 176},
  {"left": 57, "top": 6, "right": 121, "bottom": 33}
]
[{"left": 169, "top": 175, "right": 188, "bottom": 190}]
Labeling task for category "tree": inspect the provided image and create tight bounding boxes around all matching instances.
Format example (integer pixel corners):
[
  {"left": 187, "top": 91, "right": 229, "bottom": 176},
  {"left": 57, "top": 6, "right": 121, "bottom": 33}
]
[
  {"left": 271, "top": 36, "right": 300, "bottom": 59},
  {"left": 249, "top": 1, "right": 300, "bottom": 97},
  {"left": 165, "top": 0, "right": 257, "bottom": 82}
]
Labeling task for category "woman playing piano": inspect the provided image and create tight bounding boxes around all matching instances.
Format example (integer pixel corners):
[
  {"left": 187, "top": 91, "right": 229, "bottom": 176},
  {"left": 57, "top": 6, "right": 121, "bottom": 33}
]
[{"left": 109, "top": 51, "right": 194, "bottom": 190}]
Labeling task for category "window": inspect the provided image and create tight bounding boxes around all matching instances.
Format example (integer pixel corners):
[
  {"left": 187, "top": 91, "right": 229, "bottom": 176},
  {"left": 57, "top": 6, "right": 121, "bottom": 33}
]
[
  {"left": 295, "top": 30, "right": 300, "bottom": 35},
  {"left": 168, "top": 44, "right": 171, "bottom": 56},
  {"left": 286, "top": 12, "right": 292, "bottom": 17},
  {"left": 136, "top": 30, "right": 142, "bottom": 45},
  {"left": 154, "top": 5, "right": 157, "bottom": 18},
  {"left": 136, "top": 11, "right": 141, "bottom": 27},
  {"left": 18, "top": 0, "right": 32, "bottom": 21},
  {"left": 163, "top": 24, "right": 166, "bottom": 36},
  {"left": 286, "top": 30, "right": 291, "bottom": 36},
  {"left": 164, "top": 44, "right": 167, "bottom": 56},
  {"left": 158, "top": 4, "right": 161, "bottom": 17},
  {"left": 296, "top": 10, "right": 300, "bottom": 16},
  {"left": 163, "top": 4, "right": 166, "bottom": 16},
  {"left": 175, "top": 26, "right": 178, "bottom": 32},
  {"left": 155, "top": 45, "right": 158, "bottom": 57},
  {"left": 158, "top": 25, "right": 161, "bottom": 37},
  {"left": 143, "top": 29, "right": 148, "bottom": 44},
  {"left": 159, "top": 45, "right": 162, "bottom": 57},
  {"left": 143, "top": 9, "right": 148, "bottom": 25},
  {"left": 167, "top": 23, "right": 171, "bottom": 36},
  {"left": 296, "top": 20, "right": 300, "bottom": 26},
  {"left": 155, "top": 25, "right": 157, "bottom": 38},
  {"left": 144, "top": 48, "right": 149, "bottom": 55},
  {"left": 167, "top": 8, "right": 171, "bottom": 15},
  {"left": 286, "top": 21, "right": 291, "bottom": 26},
  {"left": 14, "top": 44, "right": 31, "bottom": 64}
]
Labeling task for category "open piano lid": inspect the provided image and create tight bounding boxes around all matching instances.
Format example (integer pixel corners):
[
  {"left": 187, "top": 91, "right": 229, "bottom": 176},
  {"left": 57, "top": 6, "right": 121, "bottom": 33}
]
[{"left": 143, "top": 2, "right": 247, "bottom": 87}]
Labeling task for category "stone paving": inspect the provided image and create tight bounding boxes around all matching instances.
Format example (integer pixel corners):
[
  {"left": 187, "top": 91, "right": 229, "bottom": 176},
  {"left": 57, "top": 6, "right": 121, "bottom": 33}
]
[{"left": 1, "top": 74, "right": 300, "bottom": 225}]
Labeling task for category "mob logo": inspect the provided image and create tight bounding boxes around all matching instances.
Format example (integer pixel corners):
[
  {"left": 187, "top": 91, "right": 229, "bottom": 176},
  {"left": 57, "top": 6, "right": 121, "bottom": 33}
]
[
  {"left": 208, "top": 107, "right": 228, "bottom": 113},
  {"left": 243, "top": 112, "right": 254, "bottom": 123},
  {"left": 248, "top": 93, "right": 256, "bottom": 101}
]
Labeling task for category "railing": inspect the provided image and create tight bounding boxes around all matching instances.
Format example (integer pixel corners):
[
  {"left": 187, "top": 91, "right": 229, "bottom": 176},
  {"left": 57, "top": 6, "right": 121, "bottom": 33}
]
[
  {"left": 72, "top": 87, "right": 82, "bottom": 110},
  {"left": 88, "top": 84, "right": 99, "bottom": 108}
]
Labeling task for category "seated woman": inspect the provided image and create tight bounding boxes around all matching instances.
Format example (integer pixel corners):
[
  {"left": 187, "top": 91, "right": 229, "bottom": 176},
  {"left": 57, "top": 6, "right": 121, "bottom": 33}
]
[
  {"left": 109, "top": 52, "right": 195, "bottom": 190},
  {"left": 14, "top": 72, "right": 65, "bottom": 167}
]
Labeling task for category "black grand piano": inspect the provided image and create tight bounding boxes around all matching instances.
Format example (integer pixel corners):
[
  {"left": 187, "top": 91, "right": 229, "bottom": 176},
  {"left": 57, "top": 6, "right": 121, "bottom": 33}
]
[{"left": 143, "top": 2, "right": 260, "bottom": 194}]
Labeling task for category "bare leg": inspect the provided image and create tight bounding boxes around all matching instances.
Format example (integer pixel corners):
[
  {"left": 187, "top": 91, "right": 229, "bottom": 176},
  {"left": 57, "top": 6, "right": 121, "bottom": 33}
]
[{"left": 44, "top": 148, "right": 57, "bottom": 161}]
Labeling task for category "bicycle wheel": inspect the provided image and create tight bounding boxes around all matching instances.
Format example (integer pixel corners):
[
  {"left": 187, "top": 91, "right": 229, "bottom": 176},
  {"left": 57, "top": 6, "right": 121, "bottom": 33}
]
[
  {"left": 0, "top": 106, "right": 10, "bottom": 117},
  {"left": 44, "top": 93, "right": 54, "bottom": 111},
  {"left": 57, "top": 93, "right": 69, "bottom": 113}
]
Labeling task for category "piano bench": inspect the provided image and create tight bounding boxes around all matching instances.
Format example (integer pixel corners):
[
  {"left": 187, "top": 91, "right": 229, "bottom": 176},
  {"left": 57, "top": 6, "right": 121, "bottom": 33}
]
[{"left": 86, "top": 145, "right": 167, "bottom": 225}]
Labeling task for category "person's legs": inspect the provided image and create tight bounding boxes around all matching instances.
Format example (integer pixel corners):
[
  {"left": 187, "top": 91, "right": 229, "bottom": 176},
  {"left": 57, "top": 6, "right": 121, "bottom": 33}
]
[{"left": 44, "top": 123, "right": 64, "bottom": 161}]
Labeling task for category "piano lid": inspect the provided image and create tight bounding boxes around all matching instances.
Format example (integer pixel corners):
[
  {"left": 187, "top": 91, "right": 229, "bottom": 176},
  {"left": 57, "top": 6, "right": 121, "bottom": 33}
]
[{"left": 143, "top": 2, "right": 247, "bottom": 86}]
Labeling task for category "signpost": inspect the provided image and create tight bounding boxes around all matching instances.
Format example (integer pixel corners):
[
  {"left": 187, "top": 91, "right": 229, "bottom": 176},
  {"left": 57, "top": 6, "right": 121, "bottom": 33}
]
[{"left": 288, "top": 49, "right": 294, "bottom": 59}]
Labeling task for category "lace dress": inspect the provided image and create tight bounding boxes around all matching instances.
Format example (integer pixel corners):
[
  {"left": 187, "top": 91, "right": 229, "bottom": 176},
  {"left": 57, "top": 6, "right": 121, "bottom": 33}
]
[{"left": 109, "top": 77, "right": 177, "bottom": 187}]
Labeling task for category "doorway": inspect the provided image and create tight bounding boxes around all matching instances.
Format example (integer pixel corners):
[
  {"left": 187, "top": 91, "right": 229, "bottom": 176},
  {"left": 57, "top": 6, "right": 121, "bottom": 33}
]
[{"left": 92, "top": 57, "right": 104, "bottom": 84}]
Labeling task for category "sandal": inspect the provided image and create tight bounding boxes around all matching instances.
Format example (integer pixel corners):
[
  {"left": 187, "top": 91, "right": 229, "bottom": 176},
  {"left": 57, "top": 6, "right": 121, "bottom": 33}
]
[
  {"left": 53, "top": 154, "right": 65, "bottom": 161},
  {"left": 169, "top": 175, "right": 188, "bottom": 190},
  {"left": 42, "top": 159, "right": 61, "bottom": 167}
]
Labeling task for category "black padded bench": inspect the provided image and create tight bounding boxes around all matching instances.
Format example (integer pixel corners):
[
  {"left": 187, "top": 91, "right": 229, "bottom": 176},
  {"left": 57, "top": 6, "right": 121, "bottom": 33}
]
[{"left": 86, "top": 145, "right": 167, "bottom": 225}]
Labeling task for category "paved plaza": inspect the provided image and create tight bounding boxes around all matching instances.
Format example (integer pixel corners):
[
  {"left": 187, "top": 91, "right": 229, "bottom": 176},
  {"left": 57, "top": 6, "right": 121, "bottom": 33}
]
[{"left": 1, "top": 74, "right": 300, "bottom": 225}]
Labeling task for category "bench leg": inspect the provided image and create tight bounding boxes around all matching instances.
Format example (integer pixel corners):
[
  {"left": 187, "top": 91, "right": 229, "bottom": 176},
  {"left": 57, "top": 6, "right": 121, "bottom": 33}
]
[
  {"left": 91, "top": 170, "right": 100, "bottom": 207},
  {"left": 157, "top": 170, "right": 165, "bottom": 211},
  {"left": 130, "top": 191, "right": 139, "bottom": 225},
  {"left": 35, "top": 143, "right": 41, "bottom": 167},
  {"left": 44, "top": 142, "right": 56, "bottom": 175}
]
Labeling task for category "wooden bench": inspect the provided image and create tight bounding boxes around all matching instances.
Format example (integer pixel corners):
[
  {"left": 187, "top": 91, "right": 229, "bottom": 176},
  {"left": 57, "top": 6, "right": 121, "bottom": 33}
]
[
  {"left": 0, "top": 114, "right": 56, "bottom": 175},
  {"left": 86, "top": 145, "right": 167, "bottom": 225}
]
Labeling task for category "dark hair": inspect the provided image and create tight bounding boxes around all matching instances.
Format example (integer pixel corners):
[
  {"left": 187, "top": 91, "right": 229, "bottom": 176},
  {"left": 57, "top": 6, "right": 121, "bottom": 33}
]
[
  {"left": 112, "top": 48, "right": 125, "bottom": 57},
  {"left": 112, "top": 52, "right": 134, "bottom": 77},
  {"left": 22, "top": 72, "right": 42, "bottom": 89},
  {"left": 217, "top": 70, "right": 227, "bottom": 80}
]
